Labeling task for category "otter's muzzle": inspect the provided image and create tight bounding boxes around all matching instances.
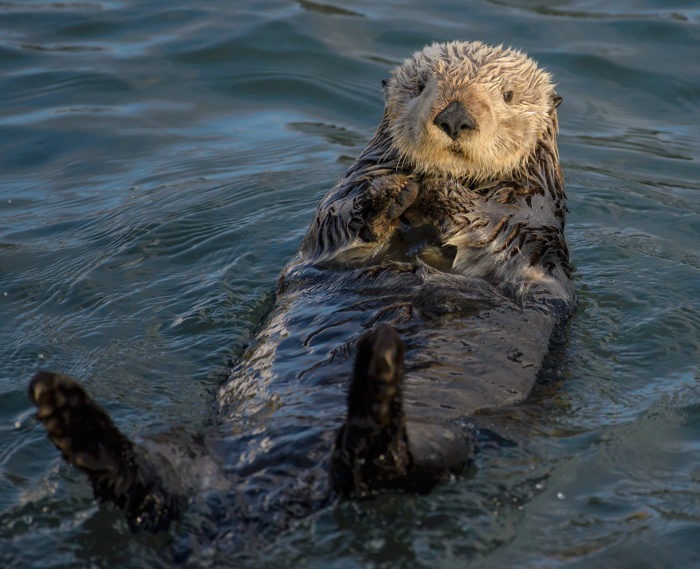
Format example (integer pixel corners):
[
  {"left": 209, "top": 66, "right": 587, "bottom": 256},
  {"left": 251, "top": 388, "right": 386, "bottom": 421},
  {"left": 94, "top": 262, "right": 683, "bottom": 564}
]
[{"left": 433, "top": 101, "right": 476, "bottom": 140}]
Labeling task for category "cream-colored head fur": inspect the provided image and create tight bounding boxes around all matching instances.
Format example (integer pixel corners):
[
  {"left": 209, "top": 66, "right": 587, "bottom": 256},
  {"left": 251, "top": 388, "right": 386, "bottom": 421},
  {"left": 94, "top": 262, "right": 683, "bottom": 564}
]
[{"left": 383, "top": 41, "right": 561, "bottom": 183}]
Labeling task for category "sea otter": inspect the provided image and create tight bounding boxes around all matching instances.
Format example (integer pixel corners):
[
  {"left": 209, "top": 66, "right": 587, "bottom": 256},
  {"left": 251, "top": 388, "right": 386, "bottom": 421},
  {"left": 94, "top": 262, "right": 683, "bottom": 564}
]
[{"left": 28, "top": 40, "right": 574, "bottom": 536}]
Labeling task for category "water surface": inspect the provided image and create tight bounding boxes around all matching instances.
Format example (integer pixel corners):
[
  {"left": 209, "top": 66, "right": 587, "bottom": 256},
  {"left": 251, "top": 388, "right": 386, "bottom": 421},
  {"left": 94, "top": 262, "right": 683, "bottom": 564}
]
[{"left": 1, "top": 1, "right": 699, "bottom": 567}]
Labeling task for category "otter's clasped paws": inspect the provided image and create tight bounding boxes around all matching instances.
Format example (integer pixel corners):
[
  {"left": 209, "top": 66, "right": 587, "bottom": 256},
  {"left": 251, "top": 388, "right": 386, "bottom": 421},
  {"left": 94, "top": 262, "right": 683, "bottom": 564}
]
[
  {"left": 385, "top": 177, "right": 419, "bottom": 221},
  {"left": 354, "top": 175, "right": 419, "bottom": 243}
]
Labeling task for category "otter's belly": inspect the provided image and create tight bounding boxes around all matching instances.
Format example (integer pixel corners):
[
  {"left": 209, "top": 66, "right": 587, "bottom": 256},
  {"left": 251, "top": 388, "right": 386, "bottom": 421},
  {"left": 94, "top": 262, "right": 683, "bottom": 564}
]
[{"left": 218, "top": 265, "right": 565, "bottom": 472}]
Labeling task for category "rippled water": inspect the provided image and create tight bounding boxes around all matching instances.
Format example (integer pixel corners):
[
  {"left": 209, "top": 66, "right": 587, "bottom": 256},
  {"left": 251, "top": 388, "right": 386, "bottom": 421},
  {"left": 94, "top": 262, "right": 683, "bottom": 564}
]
[{"left": 1, "top": 1, "right": 699, "bottom": 567}]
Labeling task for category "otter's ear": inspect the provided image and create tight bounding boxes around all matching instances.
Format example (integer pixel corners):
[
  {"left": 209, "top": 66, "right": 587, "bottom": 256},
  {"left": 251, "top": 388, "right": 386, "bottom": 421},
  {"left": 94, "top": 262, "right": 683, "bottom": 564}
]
[{"left": 552, "top": 93, "right": 563, "bottom": 109}]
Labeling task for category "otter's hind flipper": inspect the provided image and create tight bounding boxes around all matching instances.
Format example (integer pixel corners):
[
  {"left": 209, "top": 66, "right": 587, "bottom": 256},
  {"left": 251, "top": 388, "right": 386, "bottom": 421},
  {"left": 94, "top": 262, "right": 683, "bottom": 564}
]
[
  {"left": 330, "top": 325, "right": 412, "bottom": 496},
  {"left": 29, "top": 371, "right": 185, "bottom": 532},
  {"left": 331, "top": 326, "right": 474, "bottom": 497}
]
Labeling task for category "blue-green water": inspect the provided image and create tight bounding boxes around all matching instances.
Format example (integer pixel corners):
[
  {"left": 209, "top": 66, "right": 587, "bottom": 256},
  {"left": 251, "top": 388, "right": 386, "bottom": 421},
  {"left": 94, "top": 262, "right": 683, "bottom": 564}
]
[{"left": 1, "top": 1, "right": 699, "bottom": 567}]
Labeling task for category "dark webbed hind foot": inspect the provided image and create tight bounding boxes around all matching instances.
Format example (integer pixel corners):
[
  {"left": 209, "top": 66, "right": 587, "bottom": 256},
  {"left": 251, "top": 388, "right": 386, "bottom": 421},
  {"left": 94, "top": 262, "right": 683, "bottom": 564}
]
[
  {"left": 331, "top": 326, "right": 474, "bottom": 497},
  {"left": 330, "top": 325, "right": 413, "bottom": 496},
  {"left": 29, "top": 371, "right": 184, "bottom": 532},
  {"left": 29, "top": 372, "right": 134, "bottom": 474}
]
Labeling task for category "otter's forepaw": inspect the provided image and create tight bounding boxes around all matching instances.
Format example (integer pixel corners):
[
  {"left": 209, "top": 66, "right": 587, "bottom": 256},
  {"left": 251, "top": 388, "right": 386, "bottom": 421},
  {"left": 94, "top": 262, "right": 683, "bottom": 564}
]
[
  {"left": 385, "top": 178, "right": 419, "bottom": 221},
  {"left": 356, "top": 175, "right": 419, "bottom": 242}
]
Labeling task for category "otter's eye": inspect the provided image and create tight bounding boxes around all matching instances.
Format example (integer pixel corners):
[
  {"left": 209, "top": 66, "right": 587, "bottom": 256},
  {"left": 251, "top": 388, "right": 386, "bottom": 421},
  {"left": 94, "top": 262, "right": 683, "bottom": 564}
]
[
  {"left": 415, "top": 80, "right": 425, "bottom": 95},
  {"left": 503, "top": 90, "right": 513, "bottom": 103}
]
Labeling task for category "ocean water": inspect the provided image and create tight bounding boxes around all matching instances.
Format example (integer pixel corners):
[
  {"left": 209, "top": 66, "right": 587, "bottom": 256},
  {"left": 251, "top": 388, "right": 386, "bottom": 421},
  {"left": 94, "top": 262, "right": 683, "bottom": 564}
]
[{"left": 1, "top": 1, "right": 699, "bottom": 567}]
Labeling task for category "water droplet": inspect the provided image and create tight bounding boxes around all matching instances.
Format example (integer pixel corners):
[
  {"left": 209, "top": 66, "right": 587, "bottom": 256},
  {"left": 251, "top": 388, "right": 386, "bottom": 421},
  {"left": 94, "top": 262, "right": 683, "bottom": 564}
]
[
  {"left": 556, "top": 492, "right": 565, "bottom": 500},
  {"left": 368, "top": 537, "right": 385, "bottom": 552}
]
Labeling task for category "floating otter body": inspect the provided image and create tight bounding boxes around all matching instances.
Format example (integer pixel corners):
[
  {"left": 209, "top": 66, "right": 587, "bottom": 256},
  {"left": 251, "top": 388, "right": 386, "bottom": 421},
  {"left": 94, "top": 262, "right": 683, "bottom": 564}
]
[{"left": 29, "top": 41, "right": 574, "bottom": 537}]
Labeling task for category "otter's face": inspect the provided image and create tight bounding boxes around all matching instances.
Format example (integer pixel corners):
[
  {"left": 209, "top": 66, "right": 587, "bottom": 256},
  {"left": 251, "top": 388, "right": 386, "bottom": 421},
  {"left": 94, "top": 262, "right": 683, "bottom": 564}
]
[{"left": 384, "top": 41, "right": 561, "bottom": 182}]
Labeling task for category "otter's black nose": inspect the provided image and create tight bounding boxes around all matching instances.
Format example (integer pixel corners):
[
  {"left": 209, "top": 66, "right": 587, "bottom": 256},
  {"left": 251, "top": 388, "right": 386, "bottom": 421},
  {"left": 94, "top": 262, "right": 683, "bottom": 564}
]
[{"left": 433, "top": 101, "right": 476, "bottom": 140}]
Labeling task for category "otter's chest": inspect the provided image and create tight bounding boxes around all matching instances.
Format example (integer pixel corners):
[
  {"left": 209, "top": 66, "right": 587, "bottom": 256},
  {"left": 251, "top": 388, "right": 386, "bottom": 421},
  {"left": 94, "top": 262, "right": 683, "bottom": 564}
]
[{"left": 393, "top": 178, "right": 520, "bottom": 268}]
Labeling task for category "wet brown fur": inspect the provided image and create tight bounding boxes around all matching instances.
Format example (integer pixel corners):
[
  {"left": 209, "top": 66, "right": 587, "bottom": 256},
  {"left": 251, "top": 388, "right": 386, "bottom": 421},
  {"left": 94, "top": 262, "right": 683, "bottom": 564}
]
[{"left": 293, "top": 40, "right": 572, "bottom": 304}]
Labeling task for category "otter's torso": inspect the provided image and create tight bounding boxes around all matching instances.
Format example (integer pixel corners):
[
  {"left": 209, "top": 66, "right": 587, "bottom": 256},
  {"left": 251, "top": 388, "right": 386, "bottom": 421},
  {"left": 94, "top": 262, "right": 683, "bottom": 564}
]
[{"left": 27, "top": 41, "right": 578, "bottom": 549}]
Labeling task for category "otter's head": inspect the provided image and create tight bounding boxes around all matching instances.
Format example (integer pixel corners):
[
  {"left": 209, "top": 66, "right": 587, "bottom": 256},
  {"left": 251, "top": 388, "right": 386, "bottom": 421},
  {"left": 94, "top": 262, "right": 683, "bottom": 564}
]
[{"left": 383, "top": 41, "right": 562, "bottom": 183}]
